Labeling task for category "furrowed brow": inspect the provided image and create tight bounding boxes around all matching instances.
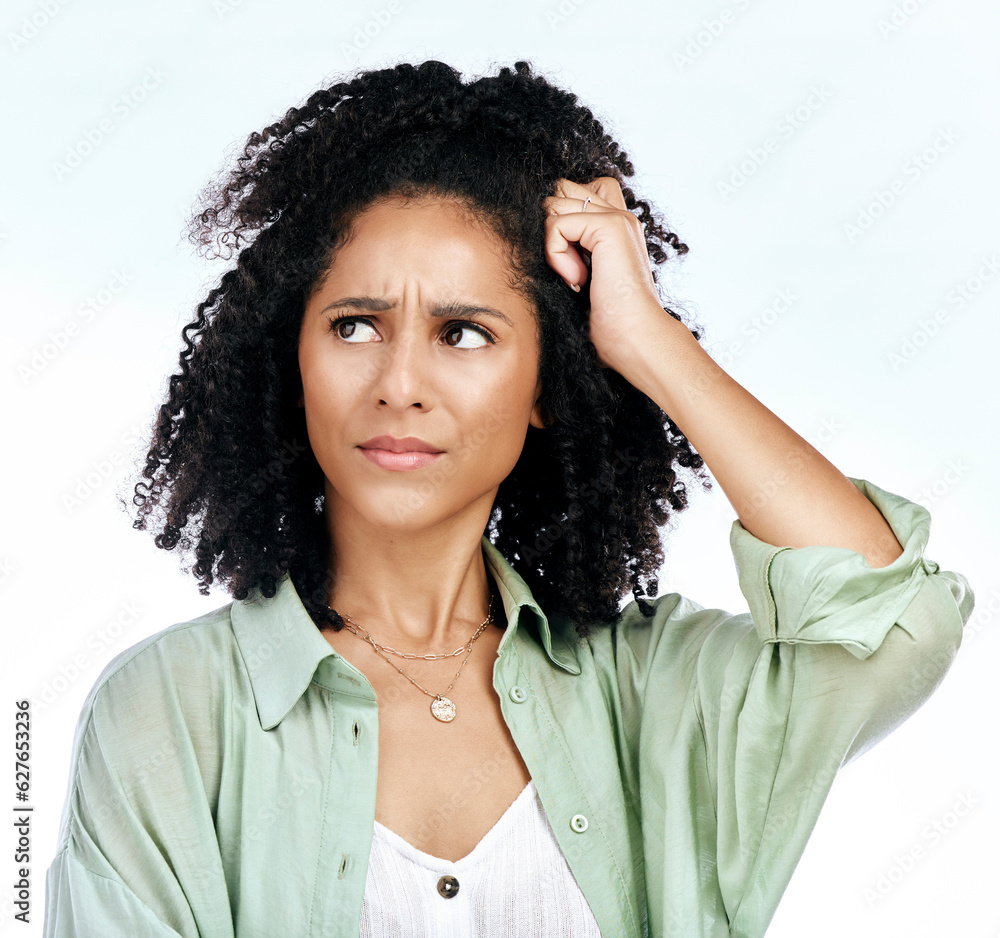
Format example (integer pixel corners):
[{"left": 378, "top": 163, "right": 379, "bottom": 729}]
[
  {"left": 429, "top": 301, "right": 512, "bottom": 327},
  {"left": 322, "top": 297, "right": 394, "bottom": 313},
  {"left": 322, "top": 297, "right": 512, "bottom": 327}
]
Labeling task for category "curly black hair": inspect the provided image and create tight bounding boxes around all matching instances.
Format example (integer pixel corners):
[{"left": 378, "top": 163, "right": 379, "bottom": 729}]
[{"left": 126, "top": 58, "right": 713, "bottom": 639}]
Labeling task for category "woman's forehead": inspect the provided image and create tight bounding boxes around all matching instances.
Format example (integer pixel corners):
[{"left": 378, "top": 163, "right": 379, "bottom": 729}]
[{"left": 322, "top": 197, "right": 523, "bottom": 291}]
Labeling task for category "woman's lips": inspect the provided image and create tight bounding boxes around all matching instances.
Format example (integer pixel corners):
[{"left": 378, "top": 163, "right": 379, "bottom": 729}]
[{"left": 359, "top": 448, "right": 443, "bottom": 471}]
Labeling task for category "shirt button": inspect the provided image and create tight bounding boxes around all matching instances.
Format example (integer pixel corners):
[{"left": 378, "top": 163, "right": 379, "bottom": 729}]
[
  {"left": 437, "top": 875, "right": 460, "bottom": 898},
  {"left": 508, "top": 685, "right": 527, "bottom": 703},
  {"left": 570, "top": 814, "right": 589, "bottom": 833}
]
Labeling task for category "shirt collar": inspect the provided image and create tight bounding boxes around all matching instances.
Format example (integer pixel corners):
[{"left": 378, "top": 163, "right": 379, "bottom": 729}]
[{"left": 230, "top": 535, "right": 581, "bottom": 731}]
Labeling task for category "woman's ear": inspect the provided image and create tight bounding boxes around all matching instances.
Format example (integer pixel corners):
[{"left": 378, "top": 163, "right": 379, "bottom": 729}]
[{"left": 529, "top": 380, "right": 547, "bottom": 429}]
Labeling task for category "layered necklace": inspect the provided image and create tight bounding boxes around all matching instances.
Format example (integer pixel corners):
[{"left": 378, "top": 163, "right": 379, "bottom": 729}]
[{"left": 324, "top": 588, "right": 499, "bottom": 723}]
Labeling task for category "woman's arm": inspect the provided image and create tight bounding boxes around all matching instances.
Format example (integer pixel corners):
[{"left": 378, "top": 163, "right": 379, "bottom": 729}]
[
  {"left": 543, "top": 175, "right": 903, "bottom": 567},
  {"left": 621, "top": 315, "right": 904, "bottom": 567},
  {"left": 546, "top": 174, "right": 973, "bottom": 935}
]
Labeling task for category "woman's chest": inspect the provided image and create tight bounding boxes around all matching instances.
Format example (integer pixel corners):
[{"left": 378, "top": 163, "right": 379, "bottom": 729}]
[
  {"left": 324, "top": 627, "right": 533, "bottom": 864},
  {"left": 373, "top": 677, "right": 532, "bottom": 862}
]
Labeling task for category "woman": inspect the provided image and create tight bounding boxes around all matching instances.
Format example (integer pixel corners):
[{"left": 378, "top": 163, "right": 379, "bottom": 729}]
[{"left": 44, "top": 59, "right": 973, "bottom": 937}]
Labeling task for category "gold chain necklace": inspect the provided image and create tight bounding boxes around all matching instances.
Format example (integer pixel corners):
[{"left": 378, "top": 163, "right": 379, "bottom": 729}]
[{"left": 333, "top": 597, "right": 496, "bottom": 723}]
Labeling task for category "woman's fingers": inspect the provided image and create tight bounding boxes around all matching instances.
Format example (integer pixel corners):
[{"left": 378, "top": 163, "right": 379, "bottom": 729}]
[
  {"left": 543, "top": 177, "right": 638, "bottom": 289},
  {"left": 545, "top": 195, "right": 612, "bottom": 215},
  {"left": 543, "top": 215, "right": 590, "bottom": 288},
  {"left": 543, "top": 180, "right": 619, "bottom": 287},
  {"left": 554, "top": 176, "right": 627, "bottom": 211},
  {"left": 541, "top": 176, "right": 663, "bottom": 376}
]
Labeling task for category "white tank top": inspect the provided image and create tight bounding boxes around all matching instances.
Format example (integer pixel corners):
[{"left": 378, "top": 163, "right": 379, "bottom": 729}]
[{"left": 359, "top": 779, "right": 603, "bottom": 937}]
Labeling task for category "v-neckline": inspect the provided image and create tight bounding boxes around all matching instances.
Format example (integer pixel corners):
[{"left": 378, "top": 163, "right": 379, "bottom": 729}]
[{"left": 372, "top": 779, "right": 536, "bottom": 869}]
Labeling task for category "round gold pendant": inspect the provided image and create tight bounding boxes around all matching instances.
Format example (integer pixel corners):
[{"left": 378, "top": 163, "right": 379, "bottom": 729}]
[{"left": 430, "top": 696, "right": 457, "bottom": 722}]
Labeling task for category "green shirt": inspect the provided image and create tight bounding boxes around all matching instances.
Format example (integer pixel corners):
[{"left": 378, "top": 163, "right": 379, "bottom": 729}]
[{"left": 43, "top": 477, "right": 974, "bottom": 937}]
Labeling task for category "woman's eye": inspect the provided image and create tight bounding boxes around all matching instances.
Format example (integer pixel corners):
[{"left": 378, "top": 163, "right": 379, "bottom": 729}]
[
  {"left": 328, "top": 316, "right": 379, "bottom": 343},
  {"left": 326, "top": 316, "right": 494, "bottom": 349},
  {"left": 443, "top": 324, "right": 492, "bottom": 349}
]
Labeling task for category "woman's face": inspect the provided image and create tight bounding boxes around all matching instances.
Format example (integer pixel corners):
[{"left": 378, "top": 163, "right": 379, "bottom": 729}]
[{"left": 298, "top": 194, "right": 545, "bottom": 535}]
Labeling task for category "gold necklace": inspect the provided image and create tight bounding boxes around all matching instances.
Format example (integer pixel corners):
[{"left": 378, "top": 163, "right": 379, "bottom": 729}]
[{"left": 333, "top": 598, "right": 496, "bottom": 723}]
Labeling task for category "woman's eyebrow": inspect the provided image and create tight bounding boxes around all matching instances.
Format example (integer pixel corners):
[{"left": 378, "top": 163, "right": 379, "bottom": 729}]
[{"left": 321, "top": 296, "right": 513, "bottom": 327}]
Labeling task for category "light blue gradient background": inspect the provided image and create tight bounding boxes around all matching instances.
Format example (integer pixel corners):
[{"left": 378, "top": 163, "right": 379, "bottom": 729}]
[{"left": 3, "top": 1, "right": 997, "bottom": 934}]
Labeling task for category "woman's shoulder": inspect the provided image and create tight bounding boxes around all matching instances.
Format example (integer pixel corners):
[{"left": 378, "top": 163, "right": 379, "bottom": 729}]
[
  {"left": 569, "top": 588, "right": 756, "bottom": 681},
  {"left": 94, "top": 600, "right": 237, "bottom": 688},
  {"left": 607, "top": 589, "right": 753, "bottom": 641},
  {"left": 76, "top": 598, "right": 244, "bottom": 741},
  {"left": 56, "top": 600, "right": 248, "bottom": 851}
]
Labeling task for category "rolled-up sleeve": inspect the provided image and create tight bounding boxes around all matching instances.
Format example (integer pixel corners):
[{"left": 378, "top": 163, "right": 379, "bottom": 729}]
[
  {"left": 733, "top": 476, "right": 961, "bottom": 662},
  {"left": 696, "top": 476, "right": 974, "bottom": 931}
]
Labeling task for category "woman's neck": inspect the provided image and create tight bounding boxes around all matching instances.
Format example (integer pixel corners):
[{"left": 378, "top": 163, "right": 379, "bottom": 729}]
[{"left": 323, "top": 509, "right": 500, "bottom": 654}]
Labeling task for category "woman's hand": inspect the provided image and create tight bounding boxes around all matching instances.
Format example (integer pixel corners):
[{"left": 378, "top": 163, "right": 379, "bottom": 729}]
[
  {"left": 543, "top": 176, "right": 676, "bottom": 376},
  {"left": 543, "top": 182, "right": 903, "bottom": 567}
]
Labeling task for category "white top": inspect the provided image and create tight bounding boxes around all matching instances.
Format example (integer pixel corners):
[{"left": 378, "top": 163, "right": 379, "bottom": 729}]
[{"left": 359, "top": 779, "right": 603, "bottom": 937}]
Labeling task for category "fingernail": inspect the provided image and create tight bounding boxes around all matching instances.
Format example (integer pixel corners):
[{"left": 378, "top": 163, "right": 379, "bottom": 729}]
[{"left": 570, "top": 283, "right": 580, "bottom": 293}]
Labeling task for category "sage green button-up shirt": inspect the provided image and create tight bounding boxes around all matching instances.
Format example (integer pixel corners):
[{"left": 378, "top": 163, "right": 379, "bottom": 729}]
[{"left": 43, "top": 477, "right": 974, "bottom": 937}]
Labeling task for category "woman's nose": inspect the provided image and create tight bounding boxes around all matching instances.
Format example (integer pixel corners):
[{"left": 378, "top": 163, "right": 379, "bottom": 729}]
[{"left": 368, "top": 330, "right": 436, "bottom": 411}]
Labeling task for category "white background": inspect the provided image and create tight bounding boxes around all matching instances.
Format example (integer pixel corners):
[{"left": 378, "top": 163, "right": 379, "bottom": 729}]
[{"left": 2, "top": 0, "right": 998, "bottom": 935}]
